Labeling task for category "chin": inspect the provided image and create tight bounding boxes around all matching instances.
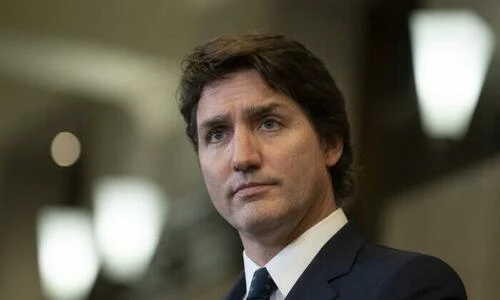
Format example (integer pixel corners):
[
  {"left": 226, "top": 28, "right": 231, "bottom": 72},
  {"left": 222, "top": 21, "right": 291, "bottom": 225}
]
[{"left": 233, "top": 208, "right": 287, "bottom": 235}]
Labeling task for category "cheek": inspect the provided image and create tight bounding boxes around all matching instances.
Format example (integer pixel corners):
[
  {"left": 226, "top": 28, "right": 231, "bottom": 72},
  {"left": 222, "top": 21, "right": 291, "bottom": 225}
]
[
  {"left": 278, "top": 139, "right": 324, "bottom": 186},
  {"left": 200, "top": 156, "right": 227, "bottom": 200},
  {"left": 201, "top": 164, "right": 218, "bottom": 192}
]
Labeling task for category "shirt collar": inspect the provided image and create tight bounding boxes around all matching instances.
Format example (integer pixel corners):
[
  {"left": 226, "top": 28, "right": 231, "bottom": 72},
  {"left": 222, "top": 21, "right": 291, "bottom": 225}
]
[{"left": 243, "top": 208, "right": 348, "bottom": 298}]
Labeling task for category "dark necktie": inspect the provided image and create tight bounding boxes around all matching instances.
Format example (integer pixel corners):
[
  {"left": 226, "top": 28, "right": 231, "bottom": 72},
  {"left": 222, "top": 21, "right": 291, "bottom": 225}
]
[{"left": 247, "top": 267, "right": 277, "bottom": 300}]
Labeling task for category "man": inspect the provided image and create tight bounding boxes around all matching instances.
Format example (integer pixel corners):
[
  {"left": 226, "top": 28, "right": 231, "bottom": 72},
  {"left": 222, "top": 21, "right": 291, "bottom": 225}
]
[{"left": 178, "top": 33, "right": 466, "bottom": 300}]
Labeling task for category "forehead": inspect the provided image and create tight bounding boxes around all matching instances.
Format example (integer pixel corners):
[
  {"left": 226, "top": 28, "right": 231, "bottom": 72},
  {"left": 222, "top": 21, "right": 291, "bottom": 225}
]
[{"left": 196, "top": 70, "right": 300, "bottom": 122}]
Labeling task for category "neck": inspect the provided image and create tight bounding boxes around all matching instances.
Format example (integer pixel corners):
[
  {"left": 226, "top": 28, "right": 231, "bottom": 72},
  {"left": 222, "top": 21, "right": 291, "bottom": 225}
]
[{"left": 240, "top": 197, "right": 337, "bottom": 266}]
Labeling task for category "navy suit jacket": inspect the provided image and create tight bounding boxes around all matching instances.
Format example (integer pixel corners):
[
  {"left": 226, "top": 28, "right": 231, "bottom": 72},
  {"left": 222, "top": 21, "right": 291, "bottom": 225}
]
[{"left": 225, "top": 222, "right": 466, "bottom": 300}]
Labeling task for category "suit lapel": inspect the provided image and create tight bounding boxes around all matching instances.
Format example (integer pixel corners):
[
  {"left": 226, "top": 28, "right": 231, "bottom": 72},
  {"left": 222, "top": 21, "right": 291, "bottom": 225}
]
[
  {"left": 224, "top": 271, "right": 245, "bottom": 300},
  {"left": 224, "top": 222, "right": 366, "bottom": 300},
  {"left": 285, "top": 222, "right": 365, "bottom": 300}
]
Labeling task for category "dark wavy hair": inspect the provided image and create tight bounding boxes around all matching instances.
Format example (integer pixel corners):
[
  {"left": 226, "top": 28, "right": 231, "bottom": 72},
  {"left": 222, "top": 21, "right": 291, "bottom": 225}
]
[{"left": 178, "top": 32, "right": 354, "bottom": 204}]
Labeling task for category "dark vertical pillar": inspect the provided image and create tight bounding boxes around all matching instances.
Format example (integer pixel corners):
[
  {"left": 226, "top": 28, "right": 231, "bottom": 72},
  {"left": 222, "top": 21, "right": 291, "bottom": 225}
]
[{"left": 352, "top": 0, "right": 419, "bottom": 240}]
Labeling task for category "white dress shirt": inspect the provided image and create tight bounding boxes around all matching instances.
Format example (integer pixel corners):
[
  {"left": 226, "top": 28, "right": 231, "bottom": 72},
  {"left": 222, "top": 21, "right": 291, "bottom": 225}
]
[{"left": 243, "top": 208, "right": 348, "bottom": 300}]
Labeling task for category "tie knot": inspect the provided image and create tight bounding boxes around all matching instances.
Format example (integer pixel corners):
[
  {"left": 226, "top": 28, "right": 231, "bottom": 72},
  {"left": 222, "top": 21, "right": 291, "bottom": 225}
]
[{"left": 247, "top": 268, "right": 277, "bottom": 300}]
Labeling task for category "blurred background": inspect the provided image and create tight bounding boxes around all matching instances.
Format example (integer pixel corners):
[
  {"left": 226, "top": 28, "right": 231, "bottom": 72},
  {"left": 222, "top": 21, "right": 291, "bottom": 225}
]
[{"left": 0, "top": 0, "right": 499, "bottom": 299}]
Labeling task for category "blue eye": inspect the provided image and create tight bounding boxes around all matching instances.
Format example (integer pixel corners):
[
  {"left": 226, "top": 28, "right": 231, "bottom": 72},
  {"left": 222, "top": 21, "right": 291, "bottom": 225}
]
[
  {"left": 206, "top": 129, "right": 226, "bottom": 144},
  {"left": 261, "top": 119, "right": 280, "bottom": 130}
]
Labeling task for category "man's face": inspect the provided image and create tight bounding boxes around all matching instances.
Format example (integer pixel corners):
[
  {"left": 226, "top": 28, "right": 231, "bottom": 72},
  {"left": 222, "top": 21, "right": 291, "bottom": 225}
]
[{"left": 196, "top": 70, "right": 342, "bottom": 240}]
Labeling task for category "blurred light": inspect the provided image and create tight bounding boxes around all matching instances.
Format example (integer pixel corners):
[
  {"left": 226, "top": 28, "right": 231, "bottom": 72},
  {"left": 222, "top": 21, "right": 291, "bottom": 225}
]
[
  {"left": 37, "top": 207, "right": 99, "bottom": 300},
  {"left": 0, "top": 33, "right": 181, "bottom": 139},
  {"left": 93, "top": 177, "right": 168, "bottom": 283},
  {"left": 51, "top": 132, "right": 81, "bottom": 167},
  {"left": 410, "top": 9, "right": 495, "bottom": 139}
]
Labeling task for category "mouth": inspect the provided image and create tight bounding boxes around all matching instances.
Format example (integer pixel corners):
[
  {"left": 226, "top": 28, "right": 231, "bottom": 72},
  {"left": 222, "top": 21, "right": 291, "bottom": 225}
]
[{"left": 231, "top": 181, "right": 279, "bottom": 198}]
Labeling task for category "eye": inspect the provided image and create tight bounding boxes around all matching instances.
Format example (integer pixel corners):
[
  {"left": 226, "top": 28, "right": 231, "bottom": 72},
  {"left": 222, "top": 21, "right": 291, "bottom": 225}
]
[
  {"left": 206, "top": 128, "right": 227, "bottom": 144},
  {"left": 260, "top": 118, "right": 281, "bottom": 131}
]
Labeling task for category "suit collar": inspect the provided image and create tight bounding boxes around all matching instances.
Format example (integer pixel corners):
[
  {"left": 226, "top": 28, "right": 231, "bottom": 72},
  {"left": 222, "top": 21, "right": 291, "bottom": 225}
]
[
  {"left": 318, "top": 222, "right": 366, "bottom": 280},
  {"left": 224, "top": 222, "right": 366, "bottom": 300},
  {"left": 285, "top": 222, "right": 365, "bottom": 300},
  {"left": 224, "top": 272, "right": 245, "bottom": 300}
]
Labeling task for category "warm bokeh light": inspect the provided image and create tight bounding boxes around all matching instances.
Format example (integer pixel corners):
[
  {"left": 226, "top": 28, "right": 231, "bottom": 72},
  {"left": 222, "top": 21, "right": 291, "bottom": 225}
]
[
  {"left": 50, "top": 132, "right": 82, "bottom": 167},
  {"left": 93, "top": 177, "right": 168, "bottom": 283},
  {"left": 410, "top": 9, "right": 495, "bottom": 140},
  {"left": 37, "top": 207, "right": 99, "bottom": 300}
]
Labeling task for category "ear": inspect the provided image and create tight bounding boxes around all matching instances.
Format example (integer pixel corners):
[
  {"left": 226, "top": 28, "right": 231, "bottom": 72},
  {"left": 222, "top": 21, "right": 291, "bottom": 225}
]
[{"left": 324, "top": 137, "right": 343, "bottom": 167}]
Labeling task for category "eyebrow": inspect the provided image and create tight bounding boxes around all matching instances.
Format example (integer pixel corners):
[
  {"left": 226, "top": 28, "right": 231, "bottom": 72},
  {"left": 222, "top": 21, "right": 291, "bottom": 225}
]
[
  {"left": 243, "top": 102, "right": 281, "bottom": 121},
  {"left": 199, "top": 114, "right": 230, "bottom": 132},
  {"left": 199, "top": 102, "right": 282, "bottom": 131}
]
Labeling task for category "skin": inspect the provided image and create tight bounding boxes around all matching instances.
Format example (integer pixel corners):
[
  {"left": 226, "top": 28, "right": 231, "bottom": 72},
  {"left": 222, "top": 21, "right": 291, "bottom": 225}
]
[{"left": 196, "top": 70, "right": 343, "bottom": 266}]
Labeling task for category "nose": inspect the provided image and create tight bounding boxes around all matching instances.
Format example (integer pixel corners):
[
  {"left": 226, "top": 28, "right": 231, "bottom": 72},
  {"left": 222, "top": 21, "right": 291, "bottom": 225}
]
[{"left": 231, "top": 127, "right": 261, "bottom": 172}]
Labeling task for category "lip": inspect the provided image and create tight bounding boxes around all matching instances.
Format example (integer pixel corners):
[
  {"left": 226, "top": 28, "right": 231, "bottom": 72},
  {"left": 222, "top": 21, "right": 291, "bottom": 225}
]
[{"left": 233, "top": 182, "right": 275, "bottom": 198}]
